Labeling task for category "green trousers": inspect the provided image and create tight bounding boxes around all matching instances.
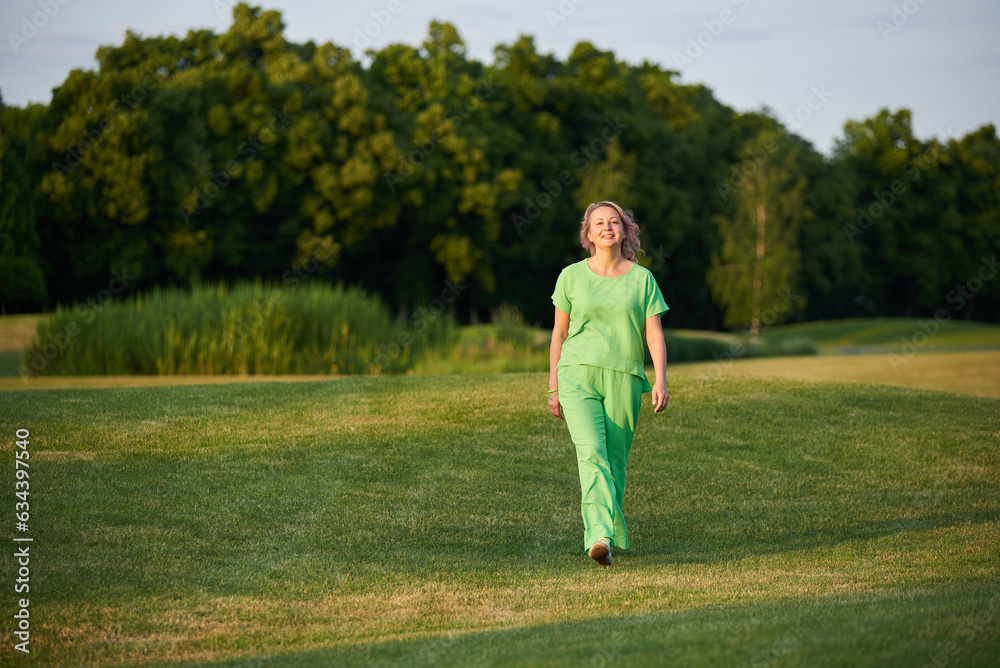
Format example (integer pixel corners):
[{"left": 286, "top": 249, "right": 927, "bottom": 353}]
[{"left": 557, "top": 364, "right": 645, "bottom": 551}]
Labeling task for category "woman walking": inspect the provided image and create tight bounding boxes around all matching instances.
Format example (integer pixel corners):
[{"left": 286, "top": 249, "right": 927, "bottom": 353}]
[{"left": 548, "top": 201, "right": 669, "bottom": 567}]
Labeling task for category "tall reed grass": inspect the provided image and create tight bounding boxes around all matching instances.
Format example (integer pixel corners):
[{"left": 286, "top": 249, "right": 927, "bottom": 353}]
[
  {"left": 26, "top": 282, "right": 455, "bottom": 375},
  {"left": 25, "top": 290, "right": 814, "bottom": 377}
]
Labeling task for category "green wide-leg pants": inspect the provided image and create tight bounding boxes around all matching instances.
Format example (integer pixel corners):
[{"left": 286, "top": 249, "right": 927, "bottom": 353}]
[{"left": 557, "top": 364, "right": 645, "bottom": 551}]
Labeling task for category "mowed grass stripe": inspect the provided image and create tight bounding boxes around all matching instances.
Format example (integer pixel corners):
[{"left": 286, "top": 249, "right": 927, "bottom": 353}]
[
  {"left": 676, "top": 350, "right": 1000, "bottom": 399},
  {"left": 5, "top": 349, "right": 1000, "bottom": 401},
  {"left": 763, "top": 317, "right": 1000, "bottom": 351},
  {"left": 186, "top": 583, "right": 1000, "bottom": 668},
  {"left": 0, "top": 373, "right": 997, "bottom": 666}
]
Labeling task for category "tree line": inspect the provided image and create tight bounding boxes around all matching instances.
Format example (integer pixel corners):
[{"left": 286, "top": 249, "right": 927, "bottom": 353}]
[{"left": 1, "top": 3, "right": 997, "bottom": 328}]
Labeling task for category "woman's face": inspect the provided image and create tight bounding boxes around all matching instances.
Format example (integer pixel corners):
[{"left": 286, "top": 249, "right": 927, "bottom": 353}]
[{"left": 587, "top": 206, "right": 623, "bottom": 251}]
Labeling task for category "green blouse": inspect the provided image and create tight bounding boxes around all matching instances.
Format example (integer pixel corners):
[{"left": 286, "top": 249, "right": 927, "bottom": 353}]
[{"left": 551, "top": 259, "right": 669, "bottom": 392}]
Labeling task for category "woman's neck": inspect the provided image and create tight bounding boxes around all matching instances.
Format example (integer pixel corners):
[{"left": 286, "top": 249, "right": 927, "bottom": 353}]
[{"left": 589, "top": 248, "right": 628, "bottom": 276}]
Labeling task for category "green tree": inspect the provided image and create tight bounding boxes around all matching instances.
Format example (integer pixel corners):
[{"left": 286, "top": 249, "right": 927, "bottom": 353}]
[
  {"left": 573, "top": 136, "right": 636, "bottom": 211},
  {"left": 13, "top": 4, "right": 997, "bottom": 329},
  {"left": 358, "top": 23, "right": 520, "bottom": 314},
  {"left": 794, "top": 140, "right": 865, "bottom": 321},
  {"left": 934, "top": 125, "right": 1000, "bottom": 320},
  {"left": 0, "top": 257, "right": 46, "bottom": 314},
  {"left": 708, "top": 131, "right": 806, "bottom": 337},
  {"left": 834, "top": 108, "right": 943, "bottom": 316},
  {"left": 0, "top": 99, "right": 46, "bottom": 312}
]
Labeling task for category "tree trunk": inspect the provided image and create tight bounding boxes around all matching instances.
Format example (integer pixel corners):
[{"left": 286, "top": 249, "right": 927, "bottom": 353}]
[
  {"left": 750, "top": 202, "right": 766, "bottom": 340},
  {"left": 965, "top": 296, "right": 976, "bottom": 321}
]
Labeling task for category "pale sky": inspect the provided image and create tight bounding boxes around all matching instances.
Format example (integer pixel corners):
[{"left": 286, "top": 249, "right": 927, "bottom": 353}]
[{"left": 1, "top": 0, "right": 998, "bottom": 154}]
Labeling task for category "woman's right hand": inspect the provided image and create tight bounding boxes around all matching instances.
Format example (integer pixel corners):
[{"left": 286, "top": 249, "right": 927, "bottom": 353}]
[
  {"left": 548, "top": 391, "right": 564, "bottom": 420},
  {"left": 549, "top": 308, "right": 570, "bottom": 422}
]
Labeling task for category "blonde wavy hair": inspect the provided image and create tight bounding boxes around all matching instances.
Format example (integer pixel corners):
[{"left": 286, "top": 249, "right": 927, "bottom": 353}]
[{"left": 579, "top": 201, "right": 642, "bottom": 261}]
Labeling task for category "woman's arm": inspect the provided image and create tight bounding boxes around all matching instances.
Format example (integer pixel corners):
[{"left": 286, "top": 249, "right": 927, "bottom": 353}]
[
  {"left": 645, "top": 314, "right": 669, "bottom": 413},
  {"left": 548, "top": 307, "right": 570, "bottom": 420}
]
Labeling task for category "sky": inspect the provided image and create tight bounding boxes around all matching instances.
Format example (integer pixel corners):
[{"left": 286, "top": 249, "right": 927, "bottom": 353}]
[{"left": 1, "top": 0, "right": 998, "bottom": 155}]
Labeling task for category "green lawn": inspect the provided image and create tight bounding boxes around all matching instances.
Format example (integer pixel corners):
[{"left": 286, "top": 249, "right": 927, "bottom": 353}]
[
  {"left": 763, "top": 317, "right": 1000, "bottom": 352},
  {"left": 1, "top": 372, "right": 997, "bottom": 666},
  {"left": 675, "top": 350, "right": 1000, "bottom": 399}
]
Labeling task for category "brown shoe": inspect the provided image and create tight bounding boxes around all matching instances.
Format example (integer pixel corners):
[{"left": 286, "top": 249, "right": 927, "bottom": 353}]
[{"left": 588, "top": 538, "right": 612, "bottom": 566}]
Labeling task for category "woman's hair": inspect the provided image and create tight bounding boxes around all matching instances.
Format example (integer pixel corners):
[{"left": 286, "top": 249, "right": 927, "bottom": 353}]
[{"left": 579, "top": 201, "right": 642, "bottom": 261}]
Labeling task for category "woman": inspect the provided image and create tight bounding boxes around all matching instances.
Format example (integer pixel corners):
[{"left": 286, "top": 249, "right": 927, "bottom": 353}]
[{"left": 548, "top": 200, "right": 669, "bottom": 567}]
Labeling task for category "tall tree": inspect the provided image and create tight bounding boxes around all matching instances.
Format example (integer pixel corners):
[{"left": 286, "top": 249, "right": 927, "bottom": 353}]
[
  {"left": 934, "top": 125, "right": 1000, "bottom": 320},
  {"left": 0, "top": 100, "right": 47, "bottom": 312},
  {"left": 9, "top": 3, "right": 997, "bottom": 328},
  {"left": 708, "top": 131, "right": 806, "bottom": 337},
  {"left": 834, "top": 108, "right": 943, "bottom": 316}
]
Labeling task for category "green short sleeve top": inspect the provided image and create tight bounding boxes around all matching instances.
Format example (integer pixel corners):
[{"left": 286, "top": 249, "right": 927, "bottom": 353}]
[{"left": 551, "top": 259, "right": 669, "bottom": 392}]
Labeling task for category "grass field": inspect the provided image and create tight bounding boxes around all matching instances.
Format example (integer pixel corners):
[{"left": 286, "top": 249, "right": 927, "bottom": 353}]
[
  {"left": 4, "top": 349, "right": 998, "bottom": 401},
  {"left": 2, "top": 372, "right": 998, "bottom": 666},
  {"left": 676, "top": 350, "right": 1000, "bottom": 399},
  {"left": 762, "top": 318, "right": 1000, "bottom": 353}
]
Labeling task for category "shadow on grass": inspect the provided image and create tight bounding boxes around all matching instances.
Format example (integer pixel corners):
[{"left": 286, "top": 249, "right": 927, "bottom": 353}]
[
  {"left": 189, "top": 582, "right": 1000, "bottom": 668},
  {"left": 35, "top": 447, "right": 997, "bottom": 590},
  {"left": 628, "top": 510, "right": 1000, "bottom": 565}
]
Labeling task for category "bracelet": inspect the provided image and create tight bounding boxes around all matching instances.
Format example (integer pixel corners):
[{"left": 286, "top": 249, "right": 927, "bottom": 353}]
[{"left": 547, "top": 389, "right": 559, "bottom": 394}]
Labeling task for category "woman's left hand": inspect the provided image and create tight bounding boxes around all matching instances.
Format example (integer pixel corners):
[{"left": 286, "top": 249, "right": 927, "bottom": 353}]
[{"left": 651, "top": 382, "right": 669, "bottom": 413}]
